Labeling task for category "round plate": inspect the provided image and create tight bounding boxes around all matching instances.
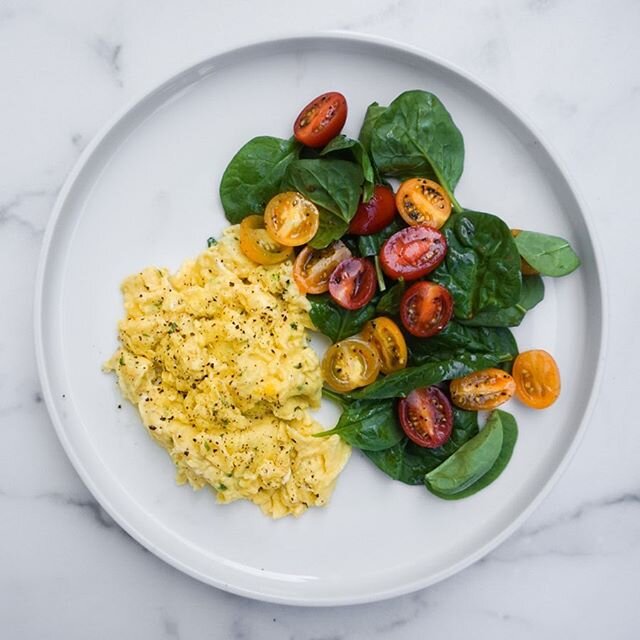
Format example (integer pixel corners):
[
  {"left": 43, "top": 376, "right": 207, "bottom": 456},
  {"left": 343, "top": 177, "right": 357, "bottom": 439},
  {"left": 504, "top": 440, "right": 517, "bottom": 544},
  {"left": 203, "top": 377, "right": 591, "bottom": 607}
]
[{"left": 34, "top": 34, "right": 605, "bottom": 605}]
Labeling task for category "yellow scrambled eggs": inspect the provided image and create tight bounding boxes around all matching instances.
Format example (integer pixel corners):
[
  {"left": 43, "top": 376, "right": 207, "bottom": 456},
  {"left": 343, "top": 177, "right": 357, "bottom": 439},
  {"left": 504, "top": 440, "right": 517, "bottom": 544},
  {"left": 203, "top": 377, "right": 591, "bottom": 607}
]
[{"left": 105, "top": 226, "right": 350, "bottom": 518}]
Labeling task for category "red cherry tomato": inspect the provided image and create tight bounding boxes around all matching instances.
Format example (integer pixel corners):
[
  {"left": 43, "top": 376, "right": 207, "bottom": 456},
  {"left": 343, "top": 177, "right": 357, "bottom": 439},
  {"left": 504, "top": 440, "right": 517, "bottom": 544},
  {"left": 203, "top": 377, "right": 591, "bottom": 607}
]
[
  {"left": 293, "top": 92, "right": 348, "bottom": 148},
  {"left": 400, "top": 281, "right": 453, "bottom": 337},
  {"left": 348, "top": 185, "right": 397, "bottom": 235},
  {"left": 380, "top": 225, "right": 447, "bottom": 280},
  {"left": 328, "top": 257, "right": 376, "bottom": 310},
  {"left": 398, "top": 386, "right": 453, "bottom": 449}
]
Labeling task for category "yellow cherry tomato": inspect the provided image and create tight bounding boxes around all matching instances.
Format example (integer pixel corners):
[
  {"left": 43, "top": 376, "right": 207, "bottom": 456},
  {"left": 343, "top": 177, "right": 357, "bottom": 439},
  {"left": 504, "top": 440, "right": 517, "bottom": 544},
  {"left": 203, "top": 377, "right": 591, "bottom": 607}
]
[
  {"left": 361, "top": 317, "right": 408, "bottom": 374},
  {"left": 239, "top": 215, "right": 293, "bottom": 265},
  {"left": 321, "top": 338, "right": 381, "bottom": 393},
  {"left": 264, "top": 191, "right": 320, "bottom": 246}
]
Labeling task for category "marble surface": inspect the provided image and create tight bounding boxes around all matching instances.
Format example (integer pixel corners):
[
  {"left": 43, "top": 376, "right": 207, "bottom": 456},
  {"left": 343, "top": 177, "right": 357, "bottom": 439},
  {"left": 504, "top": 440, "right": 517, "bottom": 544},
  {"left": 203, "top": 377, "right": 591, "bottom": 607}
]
[{"left": 2, "top": 0, "right": 639, "bottom": 637}]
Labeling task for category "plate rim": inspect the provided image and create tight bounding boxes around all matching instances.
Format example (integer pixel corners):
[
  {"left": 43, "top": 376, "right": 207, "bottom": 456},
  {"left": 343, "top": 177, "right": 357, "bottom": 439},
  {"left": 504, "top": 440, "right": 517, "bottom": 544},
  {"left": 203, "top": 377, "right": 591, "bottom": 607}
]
[{"left": 33, "top": 30, "right": 608, "bottom": 606}]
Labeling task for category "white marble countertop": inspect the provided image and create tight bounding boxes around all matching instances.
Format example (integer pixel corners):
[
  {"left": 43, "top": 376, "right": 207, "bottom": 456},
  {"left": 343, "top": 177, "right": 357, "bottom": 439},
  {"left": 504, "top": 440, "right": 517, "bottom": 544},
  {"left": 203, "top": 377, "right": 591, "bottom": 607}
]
[{"left": 2, "top": 0, "right": 639, "bottom": 637}]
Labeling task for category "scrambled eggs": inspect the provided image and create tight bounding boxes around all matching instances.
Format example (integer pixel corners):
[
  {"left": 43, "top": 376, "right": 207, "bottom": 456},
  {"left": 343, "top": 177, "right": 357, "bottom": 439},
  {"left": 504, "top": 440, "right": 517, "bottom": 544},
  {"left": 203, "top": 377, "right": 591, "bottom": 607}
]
[{"left": 105, "top": 226, "right": 350, "bottom": 518}]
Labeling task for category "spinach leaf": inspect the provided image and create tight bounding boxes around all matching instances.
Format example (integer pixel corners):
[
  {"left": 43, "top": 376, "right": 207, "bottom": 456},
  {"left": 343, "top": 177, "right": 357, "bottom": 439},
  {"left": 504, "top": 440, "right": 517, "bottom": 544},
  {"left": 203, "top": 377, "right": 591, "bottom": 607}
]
[
  {"left": 369, "top": 90, "right": 464, "bottom": 205},
  {"left": 363, "top": 407, "right": 479, "bottom": 484},
  {"left": 431, "top": 211, "right": 522, "bottom": 320},
  {"left": 308, "top": 293, "right": 376, "bottom": 342},
  {"left": 435, "top": 410, "right": 518, "bottom": 499},
  {"left": 351, "top": 352, "right": 507, "bottom": 400},
  {"left": 356, "top": 217, "right": 404, "bottom": 257},
  {"left": 316, "top": 398, "right": 404, "bottom": 451},
  {"left": 282, "top": 158, "right": 364, "bottom": 223},
  {"left": 321, "top": 135, "right": 375, "bottom": 202},
  {"left": 219, "top": 136, "right": 299, "bottom": 223},
  {"left": 407, "top": 322, "right": 518, "bottom": 365},
  {"left": 425, "top": 411, "right": 504, "bottom": 497},
  {"left": 459, "top": 275, "right": 544, "bottom": 327},
  {"left": 358, "top": 102, "right": 387, "bottom": 156},
  {"left": 514, "top": 230, "right": 581, "bottom": 277},
  {"left": 308, "top": 209, "right": 349, "bottom": 249},
  {"left": 376, "top": 280, "right": 406, "bottom": 316}
]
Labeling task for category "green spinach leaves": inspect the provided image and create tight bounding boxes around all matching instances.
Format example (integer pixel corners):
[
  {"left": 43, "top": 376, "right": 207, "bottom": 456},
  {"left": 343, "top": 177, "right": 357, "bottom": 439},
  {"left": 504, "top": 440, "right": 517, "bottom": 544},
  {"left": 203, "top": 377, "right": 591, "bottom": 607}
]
[
  {"left": 363, "top": 407, "right": 479, "bottom": 484},
  {"left": 219, "top": 136, "right": 299, "bottom": 223},
  {"left": 425, "top": 410, "right": 518, "bottom": 499},
  {"left": 320, "top": 135, "right": 375, "bottom": 202},
  {"left": 308, "top": 294, "right": 376, "bottom": 343},
  {"left": 459, "top": 275, "right": 544, "bottom": 327},
  {"left": 369, "top": 91, "right": 464, "bottom": 207},
  {"left": 514, "top": 230, "right": 581, "bottom": 277},
  {"left": 282, "top": 158, "right": 364, "bottom": 223},
  {"left": 351, "top": 352, "right": 509, "bottom": 400},
  {"left": 431, "top": 211, "right": 522, "bottom": 320},
  {"left": 407, "top": 322, "right": 518, "bottom": 364},
  {"left": 316, "top": 398, "right": 404, "bottom": 451}
]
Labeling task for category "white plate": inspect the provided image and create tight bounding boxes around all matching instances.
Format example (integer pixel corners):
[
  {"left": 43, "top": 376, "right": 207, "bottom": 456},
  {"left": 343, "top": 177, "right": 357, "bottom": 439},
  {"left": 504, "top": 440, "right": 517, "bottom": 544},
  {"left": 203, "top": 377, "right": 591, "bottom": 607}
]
[{"left": 34, "top": 34, "right": 605, "bottom": 605}]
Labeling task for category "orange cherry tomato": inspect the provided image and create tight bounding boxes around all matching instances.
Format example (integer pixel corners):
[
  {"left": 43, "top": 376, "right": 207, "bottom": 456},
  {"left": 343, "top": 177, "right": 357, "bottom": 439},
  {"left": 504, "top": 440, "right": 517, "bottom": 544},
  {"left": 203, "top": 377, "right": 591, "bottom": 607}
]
[
  {"left": 396, "top": 178, "right": 452, "bottom": 229},
  {"left": 321, "top": 338, "right": 380, "bottom": 393},
  {"left": 293, "top": 92, "right": 348, "bottom": 148},
  {"left": 513, "top": 350, "right": 561, "bottom": 409},
  {"left": 511, "top": 229, "right": 539, "bottom": 275},
  {"left": 264, "top": 192, "right": 320, "bottom": 247},
  {"left": 361, "top": 317, "right": 408, "bottom": 374},
  {"left": 239, "top": 215, "right": 293, "bottom": 265},
  {"left": 449, "top": 368, "right": 516, "bottom": 411},
  {"left": 293, "top": 241, "right": 352, "bottom": 294}
]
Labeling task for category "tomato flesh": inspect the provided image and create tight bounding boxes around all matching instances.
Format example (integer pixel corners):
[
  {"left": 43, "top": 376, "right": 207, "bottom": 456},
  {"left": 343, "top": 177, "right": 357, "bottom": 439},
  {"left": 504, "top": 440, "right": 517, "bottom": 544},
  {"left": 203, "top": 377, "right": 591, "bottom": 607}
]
[
  {"left": 398, "top": 386, "right": 453, "bottom": 448},
  {"left": 513, "top": 350, "right": 561, "bottom": 409},
  {"left": 349, "top": 185, "right": 397, "bottom": 235},
  {"left": 321, "top": 338, "right": 380, "bottom": 393},
  {"left": 239, "top": 215, "right": 293, "bottom": 265},
  {"left": 400, "top": 281, "right": 453, "bottom": 337},
  {"left": 293, "top": 241, "right": 352, "bottom": 294},
  {"left": 293, "top": 92, "right": 348, "bottom": 148},
  {"left": 449, "top": 368, "right": 516, "bottom": 411},
  {"left": 361, "top": 317, "right": 408, "bottom": 374},
  {"left": 264, "top": 191, "right": 319, "bottom": 247},
  {"left": 380, "top": 225, "right": 447, "bottom": 280},
  {"left": 396, "top": 178, "right": 452, "bottom": 229},
  {"left": 328, "top": 258, "right": 377, "bottom": 310}
]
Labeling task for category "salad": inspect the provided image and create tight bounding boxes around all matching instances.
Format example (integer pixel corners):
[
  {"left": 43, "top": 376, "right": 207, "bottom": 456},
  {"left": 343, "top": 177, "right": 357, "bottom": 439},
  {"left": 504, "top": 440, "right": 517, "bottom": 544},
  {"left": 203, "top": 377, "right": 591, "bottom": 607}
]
[{"left": 217, "top": 89, "right": 580, "bottom": 500}]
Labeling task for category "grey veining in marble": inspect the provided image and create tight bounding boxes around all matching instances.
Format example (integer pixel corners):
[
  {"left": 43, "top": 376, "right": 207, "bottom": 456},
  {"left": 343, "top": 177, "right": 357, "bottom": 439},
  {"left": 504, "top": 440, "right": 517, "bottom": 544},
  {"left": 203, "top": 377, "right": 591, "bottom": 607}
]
[{"left": 2, "top": 0, "right": 639, "bottom": 638}]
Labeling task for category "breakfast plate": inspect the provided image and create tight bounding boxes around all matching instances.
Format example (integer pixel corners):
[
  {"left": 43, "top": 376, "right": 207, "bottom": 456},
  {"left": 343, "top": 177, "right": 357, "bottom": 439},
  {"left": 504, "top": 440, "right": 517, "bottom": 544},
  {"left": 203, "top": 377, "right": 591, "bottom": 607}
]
[{"left": 34, "top": 33, "right": 605, "bottom": 605}]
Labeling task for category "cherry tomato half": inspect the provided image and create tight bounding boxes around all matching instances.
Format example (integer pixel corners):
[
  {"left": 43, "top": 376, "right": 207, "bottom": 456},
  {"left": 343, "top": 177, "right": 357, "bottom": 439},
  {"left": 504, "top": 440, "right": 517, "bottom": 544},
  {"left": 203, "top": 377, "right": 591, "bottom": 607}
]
[
  {"left": 321, "top": 338, "right": 380, "bottom": 393},
  {"left": 380, "top": 225, "right": 447, "bottom": 280},
  {"left": 293, "top": 91, "right": 348, "bottom": 148},
  {"left": 239, "top": 215, "right": 293, "bottom": 265},
  {"left": 511, "top": 229, "right": 539, "bottom": 275},
  {"left": 264, "top": 192, "right": 320, "bottom": 247},
  {"left": 348, "top": 185, "right": 397, "bottom": 235},
  {"left": 512, "top": 350, "right": 561, "bottom": 409},
  {"left": 400, "top": 281, "right": 453, "bottom": 337},
  {"left": 398, "top": 386, "right": 453, "bottom": 449},
  {"left": 293, "top": 241, "right": 352, "bottom": 294},
  {"left": 449, "top": 368, "right": 516, "bottom": 411},
  {"left": 361, "top": 317, "right": 408, "bottom": 374},
  {"left": 396, "top": 178, "right": 452, "bottom": 229},
  {"left": 328, "top": 258, "right": 377, "bottom": 310}
]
